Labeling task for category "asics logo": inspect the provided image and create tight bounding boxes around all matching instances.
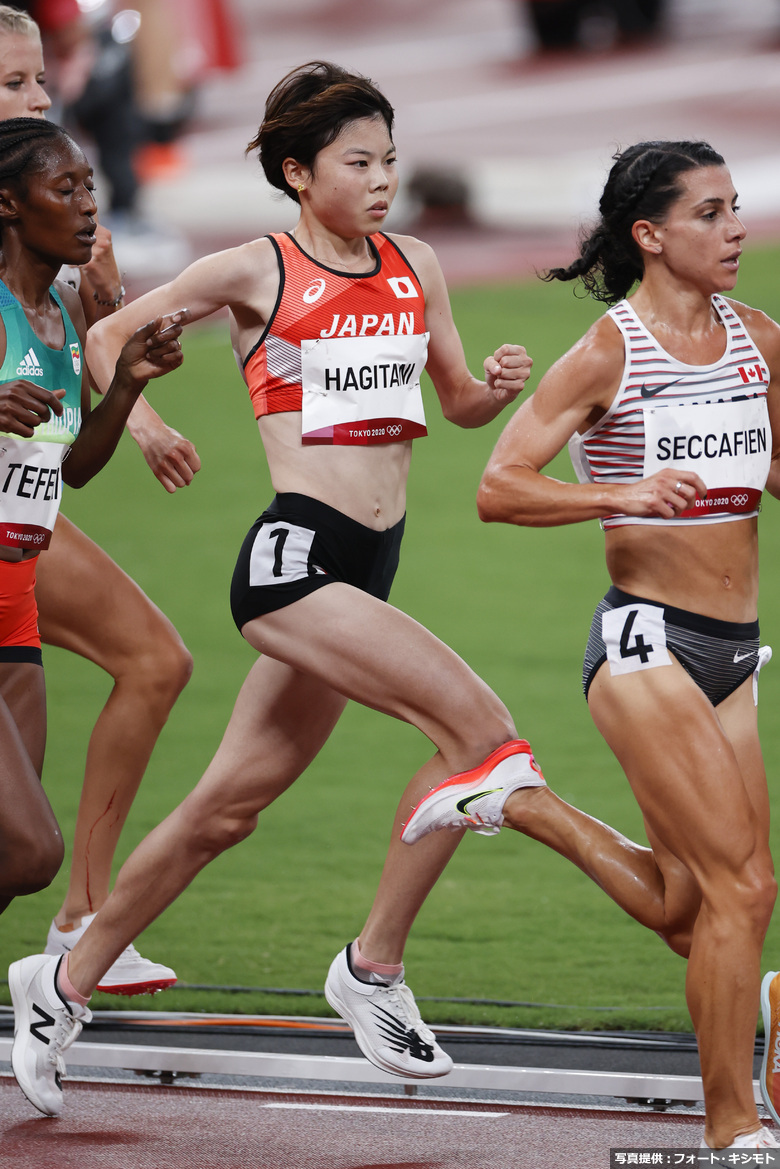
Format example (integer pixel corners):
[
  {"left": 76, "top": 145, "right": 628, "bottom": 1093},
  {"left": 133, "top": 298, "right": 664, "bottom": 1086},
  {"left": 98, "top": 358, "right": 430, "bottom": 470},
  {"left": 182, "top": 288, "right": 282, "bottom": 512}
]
[
  {"left": 371, "top": 1004, "right": 435, "bottom": 1063},
  {"left": 731, "top": 493, "right": 749, "bottom": 507},
  {"left": 639, "top": 377, "right": 683, "bottom": 398},
  {"left": 16, "top": 347, "right": 44, "bottom": 378},
  {"left": 30, "top": 1001, "right": 56, "bottom": 1045},
  {"left": 733, "top": 649, "right": 754, "bottom": 663},
  {"left": 303, "top": 278, "right": 326, "bottom": 305},
  {"left": 456, "top": 788, "right": 500, "bottom": 817}
]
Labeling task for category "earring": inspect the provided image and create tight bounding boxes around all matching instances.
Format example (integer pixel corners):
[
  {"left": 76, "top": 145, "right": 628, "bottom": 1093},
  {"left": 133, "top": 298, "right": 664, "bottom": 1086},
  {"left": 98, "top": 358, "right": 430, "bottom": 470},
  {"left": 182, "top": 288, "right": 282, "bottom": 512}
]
[{"left": 297, "top": 183, "right": 305, "bottom": 193}]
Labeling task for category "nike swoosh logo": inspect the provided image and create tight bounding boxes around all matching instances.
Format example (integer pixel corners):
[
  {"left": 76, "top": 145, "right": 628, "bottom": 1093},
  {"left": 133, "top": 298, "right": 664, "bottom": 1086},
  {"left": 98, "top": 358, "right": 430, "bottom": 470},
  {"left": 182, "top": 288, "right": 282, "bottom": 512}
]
[
  {"left": 734, "top": 649, "right": 755, "bottom": 663},
  {"left": 639, "top": 378, "right": 684, "bottom": 398},
  {"left": 456, "top": 788, "right": 500, "bottom": 817}
]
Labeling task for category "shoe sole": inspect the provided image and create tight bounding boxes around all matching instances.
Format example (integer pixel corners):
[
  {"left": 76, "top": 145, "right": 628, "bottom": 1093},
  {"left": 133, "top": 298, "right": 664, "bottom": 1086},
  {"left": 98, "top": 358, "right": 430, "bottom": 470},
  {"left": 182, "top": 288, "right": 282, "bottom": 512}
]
[
  {"left": 324, "top": 967, "right": 452, "bottom": 1080},
  {"left": 9, "top": 961, "right": 60, "bottom": 1117},
  {"left": 760, "top": 971, "right": 780, "bottom": 1125},
  {"left": 95, "top": 977, "right": 177, "bottom": 996}
]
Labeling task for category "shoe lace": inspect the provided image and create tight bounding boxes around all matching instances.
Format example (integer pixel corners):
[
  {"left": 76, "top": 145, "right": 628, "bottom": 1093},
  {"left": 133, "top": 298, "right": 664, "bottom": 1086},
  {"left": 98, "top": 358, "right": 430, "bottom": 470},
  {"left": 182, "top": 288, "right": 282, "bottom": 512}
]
[
  {"left": 386, "top": 983, "right": 436, "bottom": 1044},
  {"left": 46, "top": 1010, "right": 84, "bottom": 1070}
]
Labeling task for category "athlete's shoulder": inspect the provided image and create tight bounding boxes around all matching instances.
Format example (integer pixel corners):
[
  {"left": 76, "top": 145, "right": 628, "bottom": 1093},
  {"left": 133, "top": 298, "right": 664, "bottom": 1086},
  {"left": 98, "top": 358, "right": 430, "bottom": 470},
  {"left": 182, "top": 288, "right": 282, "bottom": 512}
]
[
  {"left": 723, "top": 295, "right": 780, "bottom": 355},
  {"left": 721, "top": 295, "right": 778, "bottom": 332},
  {"left": 539, "top": 311, "right": 624, "bottom": 409},
  {"left": 381, "top": 231, "right": 433, "bottom": 263}
]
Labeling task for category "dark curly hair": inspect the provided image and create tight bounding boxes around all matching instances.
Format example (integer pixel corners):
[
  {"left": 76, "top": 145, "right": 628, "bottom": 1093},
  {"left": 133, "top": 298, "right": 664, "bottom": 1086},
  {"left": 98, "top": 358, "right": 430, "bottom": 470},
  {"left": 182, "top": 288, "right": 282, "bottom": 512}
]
[
  {"left": 544, "top": 140, "right": 726, "bottom": 304},
  {"left": 246, "top": 61, "right": 395, "bottom": 204}
]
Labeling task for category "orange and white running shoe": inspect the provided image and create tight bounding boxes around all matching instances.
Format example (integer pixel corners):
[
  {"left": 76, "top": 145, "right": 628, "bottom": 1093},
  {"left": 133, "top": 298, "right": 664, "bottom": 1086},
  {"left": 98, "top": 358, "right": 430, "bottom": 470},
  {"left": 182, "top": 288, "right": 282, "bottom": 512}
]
[
  {"left": 400, "top": 738, "right": 546, "bottom": 845},
  {"left": 761, "top": 970, "right": 780, "bottom": 1126}
]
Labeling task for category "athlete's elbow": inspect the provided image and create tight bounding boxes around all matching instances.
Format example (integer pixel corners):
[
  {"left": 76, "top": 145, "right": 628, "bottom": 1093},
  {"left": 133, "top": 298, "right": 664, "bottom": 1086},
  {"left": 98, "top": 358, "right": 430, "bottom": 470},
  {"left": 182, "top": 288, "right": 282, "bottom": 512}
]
[{"left": 476, "top": 479, "right": 505, "bottom": 523}]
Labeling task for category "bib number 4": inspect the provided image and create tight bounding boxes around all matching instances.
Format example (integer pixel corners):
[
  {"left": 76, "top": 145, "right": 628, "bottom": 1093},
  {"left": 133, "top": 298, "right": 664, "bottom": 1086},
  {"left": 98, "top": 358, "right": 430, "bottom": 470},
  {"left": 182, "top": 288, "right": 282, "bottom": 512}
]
[{"left": 602, "top": 604, "right": 672, "bottom": 677}]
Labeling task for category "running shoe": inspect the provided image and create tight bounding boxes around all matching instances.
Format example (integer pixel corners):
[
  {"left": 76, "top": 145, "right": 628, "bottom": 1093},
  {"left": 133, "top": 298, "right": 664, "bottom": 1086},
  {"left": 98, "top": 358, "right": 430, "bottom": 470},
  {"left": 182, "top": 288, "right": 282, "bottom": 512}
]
[
  {"left": 401, "top": 738, "right": 546, "bottom": 845},
  {"left": 45, "top": 913, "right": 177, "bottom": 996},
  {"left": 9, "top": 954, "right": 91, "bottom": 1116},
  {"left": 324, "top": 944, "right": 453, "bottom": 1079},
  {"left": 701, "top": 1124, "right": 780, "bottom": 1157},
  {"left": 761, "top": 970, "right": 780, "bottom": 1125}
]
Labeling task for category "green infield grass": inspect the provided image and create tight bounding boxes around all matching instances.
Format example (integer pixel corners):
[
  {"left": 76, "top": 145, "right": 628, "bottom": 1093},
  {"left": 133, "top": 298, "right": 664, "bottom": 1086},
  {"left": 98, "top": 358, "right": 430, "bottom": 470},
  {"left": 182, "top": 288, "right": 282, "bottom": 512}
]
[{"left": 2, "top": 244, "right": 780, "bottom": 1033}]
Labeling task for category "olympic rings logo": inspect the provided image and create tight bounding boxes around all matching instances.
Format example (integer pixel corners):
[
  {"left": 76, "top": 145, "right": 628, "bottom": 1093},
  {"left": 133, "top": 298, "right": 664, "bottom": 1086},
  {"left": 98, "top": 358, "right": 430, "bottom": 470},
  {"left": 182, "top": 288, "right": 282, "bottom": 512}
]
[
  {"left": 387, "top": 424, "right": 403, "bottom": 437},
  {"left": 731, "top": 493, "right": 749, "bottom": 507}
]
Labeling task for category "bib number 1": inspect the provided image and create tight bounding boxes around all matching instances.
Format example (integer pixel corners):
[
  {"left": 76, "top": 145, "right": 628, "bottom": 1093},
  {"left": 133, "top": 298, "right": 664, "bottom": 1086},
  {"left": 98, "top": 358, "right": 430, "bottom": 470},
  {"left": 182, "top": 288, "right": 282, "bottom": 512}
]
[{"left": 602, "top": 603, "right": 672, "bottom": 677}]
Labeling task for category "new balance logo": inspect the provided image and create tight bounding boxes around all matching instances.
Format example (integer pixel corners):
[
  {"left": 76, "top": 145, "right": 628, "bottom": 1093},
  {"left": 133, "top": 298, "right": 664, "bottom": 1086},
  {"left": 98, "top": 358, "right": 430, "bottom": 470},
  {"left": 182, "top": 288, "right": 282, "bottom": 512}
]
[
  {"left": 371, "top": 1004, "right": 435, "bottom": 1063},
  {"left": 16, "top": 348, "right": 44, "bottom": 378},
  {"left": 30, "top": 1001, "right": 56, "bottom": 1045}
]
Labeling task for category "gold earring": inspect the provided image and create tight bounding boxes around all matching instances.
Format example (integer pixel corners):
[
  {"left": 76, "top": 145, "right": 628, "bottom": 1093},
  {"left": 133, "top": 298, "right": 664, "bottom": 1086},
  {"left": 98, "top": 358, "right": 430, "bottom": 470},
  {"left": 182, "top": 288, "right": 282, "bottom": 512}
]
[{"left": 297, "top": 183, "right": 305, "bottom": 193}]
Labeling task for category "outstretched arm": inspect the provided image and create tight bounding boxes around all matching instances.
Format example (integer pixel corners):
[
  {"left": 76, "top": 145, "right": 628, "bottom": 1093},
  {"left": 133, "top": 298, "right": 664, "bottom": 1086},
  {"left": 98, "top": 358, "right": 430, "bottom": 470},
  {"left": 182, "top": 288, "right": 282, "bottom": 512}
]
[{"left": 87, "top": 243, "right": 272, "bottom": 490}]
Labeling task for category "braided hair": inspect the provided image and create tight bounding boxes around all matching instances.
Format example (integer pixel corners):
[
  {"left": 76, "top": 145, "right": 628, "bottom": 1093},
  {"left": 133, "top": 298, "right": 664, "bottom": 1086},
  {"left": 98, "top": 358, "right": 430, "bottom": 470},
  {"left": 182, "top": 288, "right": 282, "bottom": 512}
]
[
  {"left": 0, "top": 117, "right": 73, "bottom": 199},
  {"left": 247, "top": 61, "right": 395, "bottom": 203},
  {"left": 544, "top": 140, "right": 726, "bottom": 304}
]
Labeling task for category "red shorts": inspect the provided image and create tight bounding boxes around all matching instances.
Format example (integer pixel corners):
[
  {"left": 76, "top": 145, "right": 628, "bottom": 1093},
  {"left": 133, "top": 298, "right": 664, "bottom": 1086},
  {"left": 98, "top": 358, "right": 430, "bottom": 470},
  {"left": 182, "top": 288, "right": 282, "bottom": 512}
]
[{"left": 0, "top": 556, "right": 42, "bottom": 660}]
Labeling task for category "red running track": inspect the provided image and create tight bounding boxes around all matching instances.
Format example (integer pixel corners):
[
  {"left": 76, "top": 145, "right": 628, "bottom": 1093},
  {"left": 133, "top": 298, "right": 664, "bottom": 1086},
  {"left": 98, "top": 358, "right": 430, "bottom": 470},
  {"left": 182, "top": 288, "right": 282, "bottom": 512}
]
[{"left": 1, "top": 1075, "right": 712, "bottom": 1169}]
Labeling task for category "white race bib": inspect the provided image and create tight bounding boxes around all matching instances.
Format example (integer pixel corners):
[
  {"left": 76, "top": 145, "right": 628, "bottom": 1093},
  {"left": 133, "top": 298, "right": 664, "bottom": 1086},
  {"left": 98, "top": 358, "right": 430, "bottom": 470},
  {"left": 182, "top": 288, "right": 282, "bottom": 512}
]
[
  {"left": 602, "top": 604, "right": 672, "bottom": 676},
  {"left": 643, "top": 396, "right": 770, "bottom": 518},
  {"left": 301, "top": 332, "right": 429, "bottom": 445},
  {"left": 0, "top": 437, "right": 65, "bottom": 549}
]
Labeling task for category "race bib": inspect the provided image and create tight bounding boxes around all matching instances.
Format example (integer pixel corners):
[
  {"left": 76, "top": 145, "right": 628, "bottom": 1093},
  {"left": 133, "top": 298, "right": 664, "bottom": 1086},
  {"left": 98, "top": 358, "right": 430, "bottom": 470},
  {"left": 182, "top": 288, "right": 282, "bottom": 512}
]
[
  {"left": 0, "top": 437, "right": 66, "bottom": 550},
  {"left": 602, "top": 604, "right": 672, "bottom": 677},
  {"left": 643, "top": 396, "right": 770, "bottom": 518},
  {"left": 248, "top": 521, "right": 323, "bottom": 586},
  {"left": 301, "top": 332, "right": 429, "bottom": 445}
]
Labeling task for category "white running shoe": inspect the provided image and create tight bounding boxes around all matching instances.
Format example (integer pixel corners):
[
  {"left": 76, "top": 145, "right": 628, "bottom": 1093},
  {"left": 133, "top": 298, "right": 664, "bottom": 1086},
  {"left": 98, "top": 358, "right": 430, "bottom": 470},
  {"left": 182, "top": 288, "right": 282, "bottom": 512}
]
[
  {"left": 401, "top": 738, "right": 546, "bottom": 845},
  {"left": 9, "top": 954, "right": 91, "bottom": 1116},
  {"left": 45, "top": 913, "right": 177, "bottom": 996},
  {"left": 324, "top": 945, "right": 453, "bottom": 1079},
  {"left": 701, "top": 1125, "right": 780, "bottom": 1156}
]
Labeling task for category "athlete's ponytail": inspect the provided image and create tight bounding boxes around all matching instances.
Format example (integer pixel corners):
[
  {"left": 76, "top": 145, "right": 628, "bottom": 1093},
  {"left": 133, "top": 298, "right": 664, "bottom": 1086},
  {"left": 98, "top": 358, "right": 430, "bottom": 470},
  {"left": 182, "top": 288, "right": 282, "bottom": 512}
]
[{"left": 544, "top": 140, "right": 726, "bottom": 304}]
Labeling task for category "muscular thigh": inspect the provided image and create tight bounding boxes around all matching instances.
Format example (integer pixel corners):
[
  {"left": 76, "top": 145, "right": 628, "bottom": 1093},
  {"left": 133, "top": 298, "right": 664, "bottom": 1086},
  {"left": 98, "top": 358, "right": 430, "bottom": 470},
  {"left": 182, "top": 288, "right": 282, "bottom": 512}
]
[
  {"left": 242, "top": 583, "right": 513, "bottom": 767},
  {"left": 588, "top": 659, "right": 764, "bottom": 887}
]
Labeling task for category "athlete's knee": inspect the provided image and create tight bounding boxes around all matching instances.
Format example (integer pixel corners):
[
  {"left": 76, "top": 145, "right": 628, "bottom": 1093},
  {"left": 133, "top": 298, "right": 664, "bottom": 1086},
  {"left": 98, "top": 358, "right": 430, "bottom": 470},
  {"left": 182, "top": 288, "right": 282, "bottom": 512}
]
[
  {"left": 741, "top": 863, "right": 777, "bottom": 932},
  {"left": 706, "top": 856, "right": 776, "bottom": 937},
  {"left": 121, "top": 630, "right": 193, "bottom": 712},
  {"left": 180, "top": 793, "right": 259, "bottom": 859},
  {"left": 0, "top": 824, "right": 63, "bottom": 896}
]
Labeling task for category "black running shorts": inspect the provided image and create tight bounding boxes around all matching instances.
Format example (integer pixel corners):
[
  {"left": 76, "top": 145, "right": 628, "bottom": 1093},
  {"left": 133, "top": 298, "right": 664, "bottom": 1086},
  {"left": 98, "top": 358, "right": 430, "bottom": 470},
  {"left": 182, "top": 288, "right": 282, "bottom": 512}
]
[
  {"left": 230, "top": 492, "right": 405, "bottom": 631},
  {"left": 582, "top": 585, "right": 762, "bottom": 706}
]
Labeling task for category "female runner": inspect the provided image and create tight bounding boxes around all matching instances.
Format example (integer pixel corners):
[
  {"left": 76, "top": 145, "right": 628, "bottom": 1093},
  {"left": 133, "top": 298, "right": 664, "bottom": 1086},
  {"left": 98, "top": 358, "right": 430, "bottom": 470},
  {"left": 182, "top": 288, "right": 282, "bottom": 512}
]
[
  {"left": 9, "top": 59, "right": 542, "bottom": 1117},
  {"left": 0, "top": 117, "right": 184, "bottom": 922},
  {"left": 402, "top": 140, "right": 780, "bottom": 1152},
  {"left": 0, "top": 3, "right": 197, "bottom": 993}
]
